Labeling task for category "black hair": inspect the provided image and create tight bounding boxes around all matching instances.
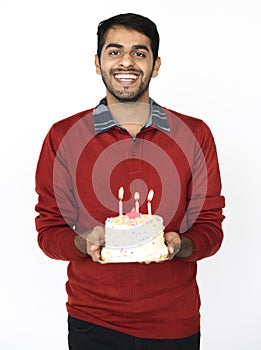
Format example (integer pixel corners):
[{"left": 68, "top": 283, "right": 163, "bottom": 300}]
[{"left": 97, "top": 13, "right": 160, "bottom": 64}]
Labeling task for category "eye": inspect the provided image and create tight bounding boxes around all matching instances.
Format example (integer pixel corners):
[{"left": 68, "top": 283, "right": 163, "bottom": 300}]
[
  {"left": 134, "top": 51, "right": 146, "bottom": 58},
  {"left": 109, "top": 50, "right": 121, "bottom": 56}
]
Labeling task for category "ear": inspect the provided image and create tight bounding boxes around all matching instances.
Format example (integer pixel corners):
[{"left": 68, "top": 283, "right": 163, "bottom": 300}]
[
  {"left": 152, "top": 57, "right": 161, "bottom": 78},
  {"left": 94, "top": 54, "right": 101, "bottom": 75}
]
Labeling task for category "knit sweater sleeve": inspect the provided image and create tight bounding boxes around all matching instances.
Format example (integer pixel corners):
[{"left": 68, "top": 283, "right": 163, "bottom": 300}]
[
  {"left": 35, "top": 124, "right": 88, "bottom": 261},
  {"left": 178, "top": 119, "right": 225, "bottom": 262}
]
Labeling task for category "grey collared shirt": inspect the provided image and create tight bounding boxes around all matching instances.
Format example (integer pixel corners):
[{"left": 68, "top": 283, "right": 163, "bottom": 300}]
[{"left": 92, "top": 98, "right": 170, "bottom": 136}]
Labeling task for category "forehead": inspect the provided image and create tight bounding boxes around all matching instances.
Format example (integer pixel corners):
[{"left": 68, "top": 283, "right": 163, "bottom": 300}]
[{"left": 103, "top": 25, "right": 152, "bottom": 50}]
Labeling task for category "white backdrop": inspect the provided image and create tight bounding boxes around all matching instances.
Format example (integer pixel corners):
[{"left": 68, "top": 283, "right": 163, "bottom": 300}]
[{"left": 1, "top": 0, "right": 260, "bottom": 349}]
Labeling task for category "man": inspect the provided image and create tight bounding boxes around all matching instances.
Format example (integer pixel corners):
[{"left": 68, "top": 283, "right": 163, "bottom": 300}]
[{"left": 35, "top": 13, "right": 225, "bottom": 350}]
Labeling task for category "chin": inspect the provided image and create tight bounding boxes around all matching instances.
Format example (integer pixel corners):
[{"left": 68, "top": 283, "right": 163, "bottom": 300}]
[{"left": 114, "top": 91, "right": 146, "bottom": 103}]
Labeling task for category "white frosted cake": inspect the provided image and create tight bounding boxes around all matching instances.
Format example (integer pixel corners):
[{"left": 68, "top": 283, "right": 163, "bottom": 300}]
[{"left": 101, "top": 211, "right": 169, "bottom": 263}]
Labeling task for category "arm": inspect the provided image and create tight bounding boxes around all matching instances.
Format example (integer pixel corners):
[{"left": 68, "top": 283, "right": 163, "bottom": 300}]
[
  {"left": 35, "top": 125, "right": 89, "bottom": 261},
  {"left": 165, "top": 119, "right": 225, "bottom": 262}
]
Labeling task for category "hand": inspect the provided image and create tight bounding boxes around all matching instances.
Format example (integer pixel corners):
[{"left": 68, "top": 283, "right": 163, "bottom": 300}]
[
  {"left": 141, "top": 231, "right": 182, "bottom": 264},
  {"left": 164, "top": 231, "right": 194, "bottom": 259},
  {"left": 164, "top": 231, "right": 182, "bottom": 260},
  {"left": 86, "top": 226, "right": 105, "bottom": 262},
  {"left": 74, "top": 226, "right": 105, "bottom": 262}
]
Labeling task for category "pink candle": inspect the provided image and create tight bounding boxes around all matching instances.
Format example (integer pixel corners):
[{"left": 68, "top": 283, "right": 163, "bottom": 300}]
[
  {"left": 147, "top": 189, "right": 154, "bottom": 216},
  {"left": 118, "top": 187, "right": 124, "bottom": 216}
]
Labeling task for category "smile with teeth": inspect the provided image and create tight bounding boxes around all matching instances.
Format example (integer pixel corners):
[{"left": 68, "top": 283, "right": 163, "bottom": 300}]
[{"left": 114, "top": 73, "right": 139, "bottom": 81}]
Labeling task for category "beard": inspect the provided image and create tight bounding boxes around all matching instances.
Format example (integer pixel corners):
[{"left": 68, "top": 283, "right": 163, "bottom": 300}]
[{"left": 100, "top": 68, "right": 153, "bottom": 103}]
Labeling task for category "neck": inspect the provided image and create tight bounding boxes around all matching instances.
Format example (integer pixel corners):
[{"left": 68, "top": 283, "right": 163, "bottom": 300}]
[{"left": 108, "top": 101, "right": 150, "bottom": 137}]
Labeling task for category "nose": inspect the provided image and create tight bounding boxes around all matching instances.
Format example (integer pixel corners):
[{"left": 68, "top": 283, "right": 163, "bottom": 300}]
[{"left": 118, "top": 52, "right": 135, "bottom": 68}]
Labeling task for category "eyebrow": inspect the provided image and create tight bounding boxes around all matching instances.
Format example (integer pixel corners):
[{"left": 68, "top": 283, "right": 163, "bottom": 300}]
[{"left": 104, "top": 43, "right": 150, "bottom": 52}]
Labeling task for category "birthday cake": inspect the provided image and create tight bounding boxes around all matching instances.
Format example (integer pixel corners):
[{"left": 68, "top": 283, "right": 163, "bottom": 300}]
[{"left": 100, "top": 211, "right": 169, "bottom": 263}]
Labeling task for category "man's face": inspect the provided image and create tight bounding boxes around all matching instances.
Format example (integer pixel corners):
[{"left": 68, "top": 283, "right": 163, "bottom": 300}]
[{"left": 95, "top": 26, "right": 161, "bottom": 104}]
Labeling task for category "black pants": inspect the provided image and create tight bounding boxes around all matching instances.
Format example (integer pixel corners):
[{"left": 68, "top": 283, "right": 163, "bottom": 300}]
[{"left": 68, "top": 315, "right": 200, "bottom": 350}]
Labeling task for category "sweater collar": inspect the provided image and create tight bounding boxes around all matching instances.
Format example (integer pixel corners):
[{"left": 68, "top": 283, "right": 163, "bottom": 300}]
[{"left": 92, "top": 97, "right": 170, "bottom": 135}]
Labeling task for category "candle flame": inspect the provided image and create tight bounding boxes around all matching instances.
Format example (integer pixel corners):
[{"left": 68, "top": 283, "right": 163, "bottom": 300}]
[
  {"left": 134, "top": 192, "right": 140, "bottom": 200},
  {"left": 147, "top": 189, "right": 154, "bottom": 201},
  {"left": 118, "top": 186, "right": 124, "bottom": 200}
]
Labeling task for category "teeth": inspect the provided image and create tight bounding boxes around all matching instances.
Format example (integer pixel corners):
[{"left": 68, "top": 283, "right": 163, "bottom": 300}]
[{"left": 115, "top": 74, "right": 138, "bottom": 80}]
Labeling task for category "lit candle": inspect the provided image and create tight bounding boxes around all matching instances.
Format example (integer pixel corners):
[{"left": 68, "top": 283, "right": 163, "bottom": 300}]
[
  {"left": 134, "top": 192, "right": 140, "bottom": 213},
  {"left": 118, "top": 187, "right": 124, "bottom": 216},
  {"left": 147, "top": 189, "right": 154, "bottom": 216}
]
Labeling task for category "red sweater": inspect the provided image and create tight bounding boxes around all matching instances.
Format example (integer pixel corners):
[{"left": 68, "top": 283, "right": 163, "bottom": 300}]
[{"left": 35, "top": 105, "right": 225, "bottom": 339}]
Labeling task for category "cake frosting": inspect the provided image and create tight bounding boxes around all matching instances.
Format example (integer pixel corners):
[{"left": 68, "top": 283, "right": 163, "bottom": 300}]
[{"left": 101, "top": 212, "right": 169, "bottom": 263}]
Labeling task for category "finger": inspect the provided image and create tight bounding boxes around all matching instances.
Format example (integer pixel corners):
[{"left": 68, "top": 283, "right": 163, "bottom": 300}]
[
  {"left": 164, "top": 231, "right": 182, "bottom": 259},
  {"left": 90, "top": 245, "right": 101, "bottom": 262},
  {"left": 166, "top": 241, "right": 180, "bottom": 260},
  {"left": 86, "top": 242, "right": 100, "bottom": 261},
  {"left": 168, "top": 244, "right": 174, "bottom": 255},
  {"left": 91, "top": 250, "right": 100, "bottom": 262}
]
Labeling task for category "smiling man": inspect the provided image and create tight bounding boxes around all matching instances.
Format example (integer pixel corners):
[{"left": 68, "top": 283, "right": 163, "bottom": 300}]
[
  {"left": 95, "top": 25, "right": 161, "bottom": 104},
  {"left": 35, "top": 13, "right": 225, "bottom": 350}
]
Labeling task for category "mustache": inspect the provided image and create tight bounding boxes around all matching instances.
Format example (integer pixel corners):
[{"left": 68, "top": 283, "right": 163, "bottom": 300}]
[{"left": 111, "top": 68, "right": 142, "bottom": 74}]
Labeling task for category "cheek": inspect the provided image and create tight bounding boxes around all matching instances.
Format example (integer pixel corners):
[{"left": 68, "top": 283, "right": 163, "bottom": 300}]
[
  {"left": 139, "top": 60, "right": 154, "bottom": 75},
  {"left": 100, "top": 62, "right": 114, "bottom": 75},
  {"left": 100, "top": 55, "right": 116, "bottom": 68}
]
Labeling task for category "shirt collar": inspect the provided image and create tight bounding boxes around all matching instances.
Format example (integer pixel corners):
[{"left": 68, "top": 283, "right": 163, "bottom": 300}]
[{"left": 92, "top": 97, "right": 170, "bottom": 134}]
